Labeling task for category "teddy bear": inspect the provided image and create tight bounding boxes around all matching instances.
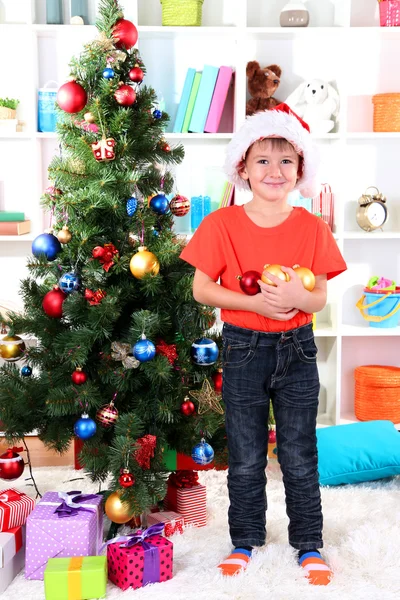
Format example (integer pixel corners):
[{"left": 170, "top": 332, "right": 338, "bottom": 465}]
[
  {"left": 285, "top": 78, "right": 340, "bottom": 134},
  {"left": 246, "top": 61, "right": 282, "bottom": 116}
]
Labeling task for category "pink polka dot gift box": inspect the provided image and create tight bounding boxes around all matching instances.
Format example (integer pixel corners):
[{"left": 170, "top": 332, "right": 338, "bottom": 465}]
[
  {"left": 25, "top": 491, "right": 103, "bottom": 581},
  {"left": 105, "top": 522, "right": 173, "bottom": 591}
]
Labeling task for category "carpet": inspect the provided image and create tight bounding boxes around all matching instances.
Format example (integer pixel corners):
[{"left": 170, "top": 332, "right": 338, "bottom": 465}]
[{"left": 2, "top": 463, "right": 400, "bottom": 600}]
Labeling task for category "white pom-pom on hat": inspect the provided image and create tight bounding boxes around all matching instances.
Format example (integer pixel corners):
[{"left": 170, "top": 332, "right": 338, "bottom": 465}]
[{"left": 224, "top": 103, "right": 320, "bottom": 198}]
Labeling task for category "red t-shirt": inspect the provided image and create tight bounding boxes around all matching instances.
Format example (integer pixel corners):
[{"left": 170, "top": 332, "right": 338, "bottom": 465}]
[{"left": 180, "top": 205, "right": 347, "bottom": 332}]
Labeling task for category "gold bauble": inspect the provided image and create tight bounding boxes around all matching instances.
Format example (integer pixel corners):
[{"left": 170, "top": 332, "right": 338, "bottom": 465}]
[
  {"left": 105, "top": 490, "right": 135, "bottom": 524},
  {"left": 261, "top": 264, "right": 289, "bottom": 286},
  {"left": 129, "top": 246, "right": 160, "bottom": 279},
  {"left": 0, "top": 335, "right": 26, "bottom": 362},
  {"left": 57, "top": 225, "right": 72, "bottom": 244},
  {"left": 84, "top": 112, "right": 95, "bottom": 123},
  {"left": 293, "top": 266, "right": 315, "bottom": 291}
]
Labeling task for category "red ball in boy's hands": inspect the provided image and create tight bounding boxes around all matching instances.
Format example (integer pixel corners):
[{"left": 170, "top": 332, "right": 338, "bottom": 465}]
[{"left": 236, "top": 270, "right": 261, "bottom": 295}]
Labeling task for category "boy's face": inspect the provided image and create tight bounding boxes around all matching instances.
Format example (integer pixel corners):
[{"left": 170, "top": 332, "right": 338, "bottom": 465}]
[{"left": 239, "top": 139, "right": 300, "bottom": 205}]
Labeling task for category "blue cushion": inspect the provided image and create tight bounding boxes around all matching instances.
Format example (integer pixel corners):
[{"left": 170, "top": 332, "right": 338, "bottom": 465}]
[{"left": 316, "top": 420, "right": 400, "bottom": 486}]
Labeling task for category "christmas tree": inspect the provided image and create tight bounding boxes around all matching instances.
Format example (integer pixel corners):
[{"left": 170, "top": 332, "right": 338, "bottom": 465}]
[{"left": 0, "top": 0, "right": 225, "bottom": 520}]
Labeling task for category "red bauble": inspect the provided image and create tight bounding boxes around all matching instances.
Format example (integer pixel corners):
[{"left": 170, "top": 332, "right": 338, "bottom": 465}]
[
  {"left": 71, "top": 368, "right": 87, "bottom": 385},
  {"left": 119, "top": 468, "right": 135, "bottom": 488},
  {"left": 42, "top": 287, "right": 67, "bottom": 319},
  {"left": 180, "top": 399, "right": 195, "bottom": 416},
  {"left": 212, "top": 369, "right": 223, "bottom": 393},
  {"left": 268, "top": 429, "right": 276, "bottom": 444},
  {"left": 0, "top": 448, "right": 25, "bottom": 481},
  {"left": 169, "top": 195, "right": 190, "bottom": 217},
  {"left": 160, "top": 142, "right": 170, "bottom": 152},
  {"left": 112, "top": 18, "right": 138, "bottom": 50},
  {"left": 129, "top": 66, "right": 144, "bottom": 83},
  {"left": 237, "top": 270, "right": 261, "bottom": 296},
  {"left": 57, "top": 81, "right": 87, "bottom": 114},
  {"left": 114, "top": 84, "right": 136, "bottom": 106}
]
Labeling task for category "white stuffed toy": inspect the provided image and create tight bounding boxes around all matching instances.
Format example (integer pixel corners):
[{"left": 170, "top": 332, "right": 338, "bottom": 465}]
[{"left": 285, "top": 79, "right": 340, "bottom": 134}]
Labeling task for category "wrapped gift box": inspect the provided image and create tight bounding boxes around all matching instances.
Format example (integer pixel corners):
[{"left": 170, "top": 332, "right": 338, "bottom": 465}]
[
  {"left": 44, "top": 556, "right": 107, "bottom": 600},
  {"left": 164, "top": 471, "right": 207, "bottom": 527},
  {"left": 107, "top": 524, "right": 173, "bottom": 591},
  {"left": 146, "top": 511, "right": 184, "bottom": 537},
  {"left": 0, "top": 488, "right": 35, "bottom": 531},
  {"left": 25, "top": 491, "right": 103, "bottom": 580},
  {"left": 0, "top": 525, "right": 25, "bottom": 594}
]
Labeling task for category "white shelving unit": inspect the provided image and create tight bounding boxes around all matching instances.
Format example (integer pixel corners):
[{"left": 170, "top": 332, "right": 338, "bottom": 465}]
[{"left": 1, "top": 0, "right": 399, "bottom": 429}]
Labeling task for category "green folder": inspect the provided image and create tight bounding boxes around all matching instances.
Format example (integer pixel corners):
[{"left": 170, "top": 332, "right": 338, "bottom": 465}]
[
  {"left": 0, "top": 212, "right": 25, "bottom": 222},
  {"left": 182, "top": 72, "right": 202, "bottom": 133},
  {"left": 44, "top": 556, "right": 107, "bottom": 600}
]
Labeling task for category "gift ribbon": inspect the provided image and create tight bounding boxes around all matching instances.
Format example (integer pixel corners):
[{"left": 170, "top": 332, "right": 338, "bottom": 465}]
[
  {"left": 167, "top": 470, "right": 199, "bottom": 489},
  {"left": 68, "top": 556, "right": 83, "bottom": 600},
  {"left": 40, "top": 491, "right": 100, "bottom": 518},
  {"left": 104, "top": 522, "right": 164, "bottom": 586}
]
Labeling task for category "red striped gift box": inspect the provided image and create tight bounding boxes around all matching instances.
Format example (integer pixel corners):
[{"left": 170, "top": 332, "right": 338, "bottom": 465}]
[
  {"left": 0, "top": 489, "right": 35, "bottom": 532},
  {"left": 164, "top": 483, "right": 207, "bottom": 527}
]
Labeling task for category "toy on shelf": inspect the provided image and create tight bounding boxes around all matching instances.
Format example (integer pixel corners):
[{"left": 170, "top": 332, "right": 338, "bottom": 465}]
[
  {"left": 356, "top": 276, "right": 400, "bottom": 329},
  {"left": 280, "top": 1, "right": 310, "bottom": 27},
  {"left": 246, "top": 61, "right": 282, "bottom": 116},
  {"left": 356, "top": 186, "right": 388, "bottom": 232},
  {"left": 285, "top": 79, "right": 340, "bottom": 133}
]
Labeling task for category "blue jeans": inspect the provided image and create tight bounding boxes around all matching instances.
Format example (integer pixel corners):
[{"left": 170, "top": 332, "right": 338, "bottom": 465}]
[{"left": 222, "top": 322, "right": 322, "bottom": 550}]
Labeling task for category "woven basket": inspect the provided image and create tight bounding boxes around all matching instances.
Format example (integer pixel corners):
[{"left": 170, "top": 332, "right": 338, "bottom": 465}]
[
  {"left": 160, "top": 0, "right": 204, "bottom": 26},
  {"left": 372, "top": 93, "right": 400, "bottom": 132},
  {"left": 354, "top": 365, "right": 400, "bottom": 423},
  {"left": 379, "top": 0, "right": 400, "bottom": 27},
  {"left": 0, "top": 106, "right": 16, "bottom": 120}
]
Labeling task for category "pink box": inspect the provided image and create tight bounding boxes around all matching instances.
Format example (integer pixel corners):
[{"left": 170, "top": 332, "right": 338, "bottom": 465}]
[
  {"left": 146, "top": 511, "right": 184, "bottom": 536},
  {"left": 107, "top": 533, "right": 173, "bottom": 591}
]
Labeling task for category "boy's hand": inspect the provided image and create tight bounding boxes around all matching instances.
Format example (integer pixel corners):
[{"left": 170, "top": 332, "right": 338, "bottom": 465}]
[
  {"left": 250, "top": 290, "right": 299, "bottom": 321},
  {"left": 257, "top": 266, "right": 308, "bottom": 311}
]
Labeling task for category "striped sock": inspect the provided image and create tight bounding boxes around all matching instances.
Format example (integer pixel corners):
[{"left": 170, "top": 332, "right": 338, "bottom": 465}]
[
  {"left": 218, "top": 547, "right": 252, "bottom": 576},
  {"left": 299, "top": 550, "right": 333, "bottom": 586}
]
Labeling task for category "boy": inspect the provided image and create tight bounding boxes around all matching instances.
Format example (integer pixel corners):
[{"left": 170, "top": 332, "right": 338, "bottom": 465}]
[{"left": 180, "top": 104, "right": 347, "bottom": 586}]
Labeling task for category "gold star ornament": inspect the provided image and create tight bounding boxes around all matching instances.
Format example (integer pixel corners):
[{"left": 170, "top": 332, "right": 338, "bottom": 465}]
[{"left": 189, "top": 379, "right": 224, "bottom": 415}]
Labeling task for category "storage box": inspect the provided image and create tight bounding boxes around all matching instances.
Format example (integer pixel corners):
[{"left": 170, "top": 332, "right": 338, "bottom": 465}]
[
  {"left": 44, "top": 556, "right": 107, "bottom": 600},
  {"left": 160, "top": 0, "right": 204, "bottom": 26},
  {"left": 146, "top": 511, "right": 184, "bottom": 537},
  {"left": 164, "top": 471, "right": 207, "bottom": 527},
  {"left": 0, "top": 488, "right": 35, "bottom": 531},
  {"left": 0, "top": 525, "right": 25, "bottom": 594},
  {"left": 107, "top": 526, "right": 173, "bottom": 591},
  {"left": 25, "top": 491, "right": 103, "bottom": 580}
]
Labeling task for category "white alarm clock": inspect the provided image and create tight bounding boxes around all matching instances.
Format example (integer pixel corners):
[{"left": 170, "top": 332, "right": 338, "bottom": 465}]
[{"left": 356, "top": 186, "right": 388, "bottom": 232}]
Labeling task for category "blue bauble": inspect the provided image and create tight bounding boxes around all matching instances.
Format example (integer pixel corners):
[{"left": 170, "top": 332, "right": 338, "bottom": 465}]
[
  {"left": 126, "top": 196, "right": 138, "bottom": 217},
  {"left": 191, "top": 439, "right": 214, "bottom": 465},
  {"left": 21, "top": 365, "right": 32, "bottom": 377},
  {"left": 132, "top": 336, "right": 156, "bottom": 362},
  {"left": 152, "top": 227, "right": 160, "bottom": 237},
  {"left": 153, "top": 109, "right": 162, "bottom": 119},
  {"left": 32, "top": 233, "right": 62, "bottom": 262},
  {"left": 149, "top": 193, "right": 169, "bottom": 215},
  {"left": 191, "top": 337, "right": 219, "bottom": 366},
  {"left": 59, "top": 272, "right": 80, "bottom": 294},
  {"left": 74, "top": 414, "right": 97, "bottom": 440},
  {"left": 103, "top": 67, "right": 115, "bottom": 79}
]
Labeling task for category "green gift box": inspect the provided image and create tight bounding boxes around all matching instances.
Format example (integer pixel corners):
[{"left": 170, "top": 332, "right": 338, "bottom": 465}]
[{"left": 44, "top": 556, "right": 107, "bottom": 600}]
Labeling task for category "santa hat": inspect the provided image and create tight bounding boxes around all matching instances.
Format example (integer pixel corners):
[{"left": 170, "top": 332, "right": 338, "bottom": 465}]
[{"left": 224, "top": 103, "right": 320, "bottom": 197}]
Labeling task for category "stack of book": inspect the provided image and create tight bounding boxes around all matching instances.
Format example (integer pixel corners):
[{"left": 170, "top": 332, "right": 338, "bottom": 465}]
[
  {"left": 173, "top": 65, "right": 234, "bottom": 134},
  {"left": 0, "top": 212, "right": 30, "bottom": 235}
]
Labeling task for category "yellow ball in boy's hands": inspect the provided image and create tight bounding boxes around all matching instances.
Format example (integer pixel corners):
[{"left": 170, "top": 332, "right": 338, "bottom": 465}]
[
  {"left": 261, "top": 264, "right": 289, "bottom": 286},
  {"left": 293, "top": 265, "right": 315, "bottom": 291}
]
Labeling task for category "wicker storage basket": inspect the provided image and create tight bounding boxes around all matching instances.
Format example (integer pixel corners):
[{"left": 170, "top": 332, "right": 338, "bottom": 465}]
[
  {"left": 0, "top": 106, "right": 16, "bottom": 120},
  {"left": 160, "top": 0, "right": 204, "bottom": 26},
  {"left": 354, "top": 365, "right": 400, "bottom": 423},
  {"left": 379, "top": 0, "right": 400, "bottom": 27},
  {"left": 372, "top": 93, "right": 400, "bottom": 132}
]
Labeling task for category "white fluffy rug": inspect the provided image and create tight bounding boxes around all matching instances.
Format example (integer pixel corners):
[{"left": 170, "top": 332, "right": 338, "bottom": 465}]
[{"left": 3, "top": 463, "right": 400, "bottom": 600}]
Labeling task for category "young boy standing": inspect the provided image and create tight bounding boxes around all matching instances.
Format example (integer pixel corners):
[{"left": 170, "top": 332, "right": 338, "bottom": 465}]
[{"left": 180, "top": 104, "right": 347, "bottom": 586}]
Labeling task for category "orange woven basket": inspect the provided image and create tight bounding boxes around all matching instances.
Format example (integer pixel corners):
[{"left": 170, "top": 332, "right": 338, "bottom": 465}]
[
  {"left": 372, "top": 93, "right": 400, "bottom": 132},
  {"left": 354, "top": 365, "right": 400, "bottom": 423}
]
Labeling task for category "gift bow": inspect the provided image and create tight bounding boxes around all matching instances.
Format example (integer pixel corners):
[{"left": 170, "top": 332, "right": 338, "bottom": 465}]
[
  {"left": 168, "top": 470, "right": 199, "bottom": 489},
  {"left": 111, "top": 341, "right": 140, "bottom": 369},
  {"left": 0, "top": 489, "right": 22, "bottom": 503},
  {"left": 53, "top": 491, "right": 99, "bottom": 518}
]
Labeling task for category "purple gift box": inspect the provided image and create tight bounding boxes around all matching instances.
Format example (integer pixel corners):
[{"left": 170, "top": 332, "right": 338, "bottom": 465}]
[{"left": 25, "top": 491, "right": 103, "bottom": 580}]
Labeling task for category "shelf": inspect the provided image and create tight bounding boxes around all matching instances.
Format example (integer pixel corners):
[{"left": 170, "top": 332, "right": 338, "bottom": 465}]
[
  {"left": 314, "top": 326, "right": 337, "bottom": 337},
  {"left": 340, "top": 413, "right": 400, "bottom": 429},
  {"left": 0, "top": 132, "right": 32, "bottom": 139},
  {"left": 343, "top": 232, "right": 400, "bottom": 239},
  {"left": 245, "top": 26, "right": 346, "bottom": 39},
  {"left": 345, "top": 133, "right": 400, "bottom": 139},
  {"left": 0, "top": 235, "right": 35, "bottom": 242},
  {"left": 137, "top": 25, "right": 238, "bottom": 39},
  {"left": 165, "top": 133, "right": 233, "bottom": 140},
  {"left": 341, "top": 325, "right": 400, "bottom": 337}
]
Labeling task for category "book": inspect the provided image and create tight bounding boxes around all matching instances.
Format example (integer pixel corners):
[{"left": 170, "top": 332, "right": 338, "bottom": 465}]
[
  {"left": 189, "top": 65, "right": 219, "bottom": 133},
  {"left": 204, "top": 66, "right": 233, "bottom": 133},
  {"left": 219, "top": 182, "right": 235, "bottom": 209},
  {"left": 0, "top": 220, "right": 31, "bottom": 235},
  {"left": 182, "top": 72, "right": 202, "bottom": 133},
  {"left": 173, "top": 68, "right": 196, "bottom": 133},
  {"left": 0, "top": 211, "right": 25, "bottom": 222}
]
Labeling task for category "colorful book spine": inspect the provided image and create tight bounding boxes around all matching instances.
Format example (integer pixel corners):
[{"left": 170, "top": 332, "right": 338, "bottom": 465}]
[
  {"left": 182, "top": 72, "right": 202, "bottom": 133},
  {"left": 0, "top": 221, "right": 31, "bottom": 235},
  {"left": 173, "top": 68, "right": 196, "bottom": 133},
  {"left": 189, "top": 65, "right": 219, "bottom": 133},
  {"left": 0, "top": 212, "right": 25, "bottom": 222},
  {"left": 219, "top": 182, "right": 235, "bottom": 208},
  {"left": 204, "top": 66, "right": 233, "bottom": 133}
]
